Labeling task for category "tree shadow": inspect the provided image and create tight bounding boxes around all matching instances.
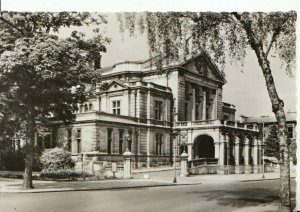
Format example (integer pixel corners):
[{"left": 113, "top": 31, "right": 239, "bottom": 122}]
[{"left": 186, "top": 187, "right": 296, "bottom": 210}]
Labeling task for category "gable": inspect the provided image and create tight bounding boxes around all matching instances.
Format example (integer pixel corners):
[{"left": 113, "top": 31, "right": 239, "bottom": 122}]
[
  {"left": 106, "top": 80, "right": 128, "bottom": 92},
  {"left": 181, "top": 54, "right": 226, "bottom": 83}
]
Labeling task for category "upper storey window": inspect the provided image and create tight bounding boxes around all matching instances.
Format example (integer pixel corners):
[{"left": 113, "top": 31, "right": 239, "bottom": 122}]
[
  {"left": 154, "top": 101, "right": 163, "bottom": 120},
  {"left": 112, "top": 100, "right": 121, "bottom": 115}
]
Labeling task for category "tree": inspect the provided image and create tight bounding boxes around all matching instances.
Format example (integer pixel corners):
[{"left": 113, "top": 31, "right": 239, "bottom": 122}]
[
  {"left": 0, "top": 12, "right": 110, "bottom": 189},
  {"left": 264, "top": 125, "right": 280, "bottom": 159},
  {"left": 117, "top": 12, "right": 296, "bottom": 211}
]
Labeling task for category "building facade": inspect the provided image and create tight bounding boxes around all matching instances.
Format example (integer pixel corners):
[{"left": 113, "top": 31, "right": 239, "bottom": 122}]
[{"left": 50, "top": 52, "right": 264, "bottom": 174}]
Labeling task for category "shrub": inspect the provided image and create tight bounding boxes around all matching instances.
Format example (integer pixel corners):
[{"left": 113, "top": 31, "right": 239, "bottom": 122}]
[
  {"left": 40, "top": 169, "right": 93, "bottom": 179},
  {"left": 40, "top": 147, "right": 75, "bottom": 170}
]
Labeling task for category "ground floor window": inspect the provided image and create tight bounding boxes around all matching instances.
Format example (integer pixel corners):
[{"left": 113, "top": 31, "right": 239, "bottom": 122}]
[
  {"left": 107, "top": 128, "right": 113, "bottom": 154},
  {"left": 76, "top": 129, "right": 81, "bottom": 153},
  {"left": 156, "top": 134, "right": 163, "bottom": 155}
]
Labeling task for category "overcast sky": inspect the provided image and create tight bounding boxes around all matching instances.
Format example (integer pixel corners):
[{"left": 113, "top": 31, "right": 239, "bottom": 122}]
[{"left": 2, "top": 0, "right": 298, "bottom": 118}]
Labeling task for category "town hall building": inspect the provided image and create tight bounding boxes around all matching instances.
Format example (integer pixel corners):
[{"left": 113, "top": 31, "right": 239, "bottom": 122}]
[{"left": 50, "top": 52, "right": 264, "bottom": 174}]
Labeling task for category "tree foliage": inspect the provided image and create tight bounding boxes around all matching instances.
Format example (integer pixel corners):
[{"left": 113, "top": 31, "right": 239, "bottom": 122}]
[
  {"left": 264, "top": 125, "right": 280, "bottom": 159},
  {"left": 117, "top": 12, "right": 295, "bottom": 75},
  {"left": 0, "top": 12, "right": 110, "bottom": 188}
]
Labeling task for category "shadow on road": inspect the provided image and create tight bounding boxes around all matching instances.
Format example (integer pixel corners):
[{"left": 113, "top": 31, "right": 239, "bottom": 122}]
[{"left": 186, "top": 186, "right": 296, "bottom": 210}]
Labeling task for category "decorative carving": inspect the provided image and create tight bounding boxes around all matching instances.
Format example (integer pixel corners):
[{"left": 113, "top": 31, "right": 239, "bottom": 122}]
[{"left": 195, "top": 57, "right": 208, "bottom": 76}]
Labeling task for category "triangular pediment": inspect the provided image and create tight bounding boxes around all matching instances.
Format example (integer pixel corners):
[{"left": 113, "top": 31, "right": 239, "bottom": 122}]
[
  {"left": 106, "top": 80, "right": 128, "bottom": 92},
  {"left": 180, "top": 53, "right": 226, "bottom": 83}
]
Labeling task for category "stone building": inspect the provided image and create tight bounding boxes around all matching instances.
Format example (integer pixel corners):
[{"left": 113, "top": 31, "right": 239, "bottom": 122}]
[{"left": 50, "top": 52, "right": 264, "bottom": 174}]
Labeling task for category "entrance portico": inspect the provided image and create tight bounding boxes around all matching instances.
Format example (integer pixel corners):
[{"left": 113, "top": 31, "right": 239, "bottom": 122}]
[{"left": 174, "top": 119, "right": 262, "bottom": 174}]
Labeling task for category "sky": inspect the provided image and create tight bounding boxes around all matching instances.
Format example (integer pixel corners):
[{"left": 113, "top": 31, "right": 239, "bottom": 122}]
[{"left": 1, "top": 0, "right": 299, "bottom": 118}]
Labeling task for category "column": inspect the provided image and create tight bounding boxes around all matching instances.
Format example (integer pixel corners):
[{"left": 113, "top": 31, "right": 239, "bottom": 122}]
[
  {"left": 146, "top": 128, "right": 151, "bottom": 168},
  {"left": 202, "top": 90, "right": 207, "bottom": 120},
  {"left": 214, "top": 141, "right": 220, "bottom": 159},
  {"left": 235, "top": 135, "right": 241, "bottom": 174},
  {"left": 147, "top": 89, "right": 151, "bottom": 124},
  {"left": 164, "top": 99, "right": 168, "bottom": 123},
  {"left": 218, "top": 133, "right": 225, "bottom": 175},
  {"left": 253, "top": 138, "right": 258, "bottom": 173},
  {"left": 234, "top": 136, "right": 240, "bottom": 165},
  {"left": 244, "top": 136, "right": 250, "bottom": 173},
  {"left": 188, "top": 129, "right": 193, "bottom": 161},
  {"left": 192, "top": 88, "right": 196, "bottom": 121}
]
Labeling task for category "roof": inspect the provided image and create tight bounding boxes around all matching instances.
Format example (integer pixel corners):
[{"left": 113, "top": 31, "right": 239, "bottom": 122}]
[
  {"left": 96, "top": 51, "right": 226, "bottom": 83},
  {"left": 243, "top": 112, "right": 296, "bottom": 124}
]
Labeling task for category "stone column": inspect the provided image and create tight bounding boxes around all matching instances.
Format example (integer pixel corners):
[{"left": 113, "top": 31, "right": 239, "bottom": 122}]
[
  {"left": 218, "top": 133, "right": 225, "bottom": 174},
  {"left": 180, "top": 151, "right": 189, "bottom": 177},
  {"left": 244, "top": 137, "right": 251, "bottom": 173},
  {"left": 188, "top": 144, "right": 193, "bottom": 161},
  {"left": 202, "top": 90, "right": 207, "bottom": 120},
  {"left": 146, "top": 128, "right": 151, "bottom": 168},
  {"left": 192, "top": 88, "right": 196, "bottom": 121},
  {"left": 214, "top": 141, "right": 220, "bottom": 159},
  {"left": 253, "top": 138, "right": 258, "bottom": 173},
  {"left": 123, "top": 149, "right": 133, "bottom": 179},
  {"left": 234, "top": 136, "right": 241, "bottom": 174},
  {"left": 147, "top": 89, "right": 151, "bottom": 122}
]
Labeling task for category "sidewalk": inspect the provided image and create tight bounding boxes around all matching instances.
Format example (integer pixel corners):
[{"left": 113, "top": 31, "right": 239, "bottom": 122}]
[{"left": 0, "top": 169, "right": 295, "bottom": 193}]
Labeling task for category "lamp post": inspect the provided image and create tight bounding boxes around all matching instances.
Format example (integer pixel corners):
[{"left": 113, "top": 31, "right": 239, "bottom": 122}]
[
  {"left": 172, "top": 129, "right": 179, "bottom": 184},
  {"left": 262, "top": 121, "right": 265, "bottom": 178}
]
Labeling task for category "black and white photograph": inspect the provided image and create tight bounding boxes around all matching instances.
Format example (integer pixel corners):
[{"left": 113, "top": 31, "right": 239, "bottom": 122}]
[{"left": 0, "top": 0, "right": 298, "bottom": 211}]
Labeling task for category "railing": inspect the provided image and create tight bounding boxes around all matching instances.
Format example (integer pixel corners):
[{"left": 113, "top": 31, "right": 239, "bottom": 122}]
[
  {"left": 174, "top": 119, "right": 258, "bottom": 131},
  {"left": 188, "top": 158, "right": 219, "bottom": 168}
]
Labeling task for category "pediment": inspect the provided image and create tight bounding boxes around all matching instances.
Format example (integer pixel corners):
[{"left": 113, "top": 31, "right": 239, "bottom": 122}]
[
  {"left": 106, "top": 80, "right": 128, "bottom": 92},
  {"left": 180, "top": 53, "right": 226, "bottom": 83}
]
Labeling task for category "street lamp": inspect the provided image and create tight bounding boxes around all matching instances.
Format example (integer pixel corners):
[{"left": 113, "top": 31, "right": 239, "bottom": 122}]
[{"left": 172, "top": 129, "right": 180, "bottom": 184}]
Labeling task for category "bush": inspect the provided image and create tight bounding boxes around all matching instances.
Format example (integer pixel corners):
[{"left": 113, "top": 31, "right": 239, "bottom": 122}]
[
  {"left": 40, "top": 169, "right": 93, "bottom": 179},
  {"left": 40, "top": 147, "right": 75, "bottom": 170}
]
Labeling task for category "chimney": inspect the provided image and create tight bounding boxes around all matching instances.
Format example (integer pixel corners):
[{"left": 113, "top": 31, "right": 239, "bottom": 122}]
[{"left": 94, "top": 53, "right": 101, "bottom": 70}]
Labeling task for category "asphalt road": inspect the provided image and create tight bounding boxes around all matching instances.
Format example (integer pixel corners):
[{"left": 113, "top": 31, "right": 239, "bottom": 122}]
[{"left": 0, "top": 179, "right": 296, "bottom": 212}]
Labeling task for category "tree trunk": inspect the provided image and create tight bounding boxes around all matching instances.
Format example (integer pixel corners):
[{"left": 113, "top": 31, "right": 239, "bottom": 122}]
[
  {"left": 23, "top": 110, "right": 36, "bottom": 189},
  {"left": 251, "top": 42, "right": 291, "bottom": 212},
  {"left": 233, "top": 14, "right": 292, "bottom": 211}
]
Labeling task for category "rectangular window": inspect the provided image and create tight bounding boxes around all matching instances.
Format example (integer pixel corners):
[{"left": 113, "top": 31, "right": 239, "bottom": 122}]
[
  {"left": 287, "top": 126, "right": 293, "bottom": 139},
  {"left": 156, "top": 134, "right": 163, "bottom": 155},
  {"left": 128, "top": 131, "right": 132, "bottom": 152},
  {"left": 119, "top": 130, "right": 123, "bottom": 154},
  {"left": 107, "top": 129, "right": 112, "bottom": 154},
  {"left": 76, "top": 129, "right": 81, "bottom": 153},
  {"left": 112, "top": 101, "right": 121, "bottom": 115},
  {"left": 67, "top": 129, "right": 72, "bottom": 151},
  {"left": 155, "top": 101, "right": 163, "bottom": 120},
  {"left": 185, "top": 102, "right": 188, "bottom": 121},
  {"left": 195, "top": 104, "right": 199, "bottom": 120}
]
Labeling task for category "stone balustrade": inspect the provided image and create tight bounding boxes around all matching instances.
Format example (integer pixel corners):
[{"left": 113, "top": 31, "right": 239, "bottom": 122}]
[{"left": 174, "top": 119, "right": 259, "bottom": 131}]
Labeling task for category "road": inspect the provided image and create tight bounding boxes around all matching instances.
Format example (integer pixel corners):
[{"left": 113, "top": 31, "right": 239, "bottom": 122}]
[{"left": 0, "top": 179, "right": 296, "bottom": 212}]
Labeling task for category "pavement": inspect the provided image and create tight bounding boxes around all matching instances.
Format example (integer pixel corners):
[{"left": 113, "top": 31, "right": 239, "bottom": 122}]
[{"left": 0, "top": 168, "right": 296, "bottom": 193}]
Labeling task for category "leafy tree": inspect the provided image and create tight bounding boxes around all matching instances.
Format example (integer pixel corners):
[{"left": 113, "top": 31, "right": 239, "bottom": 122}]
[
  {"left": 0, "top": 12, "right": 110, "bottom": 189},
  {"left": 264, "top": 125, "right": 280, "bottom": 159},
  {"left": 117, "top": 12, "right": 296, "bottom": 211}
]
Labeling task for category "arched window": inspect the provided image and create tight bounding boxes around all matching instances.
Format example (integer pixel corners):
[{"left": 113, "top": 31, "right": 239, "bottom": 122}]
[
  {"left": 84, "top": 104, "right": 88, "bottom": 112},
  {"left": 89, "top": 103, "right": 93, "bottom": 111},
  {"left": 80, "top": 105, "right": 84, "bottom": 113}
]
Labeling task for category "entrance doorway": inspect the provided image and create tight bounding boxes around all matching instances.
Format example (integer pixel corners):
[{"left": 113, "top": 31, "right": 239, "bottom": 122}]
[{"left": 193, "top": 135, "right": 215, "bottom": 159}]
